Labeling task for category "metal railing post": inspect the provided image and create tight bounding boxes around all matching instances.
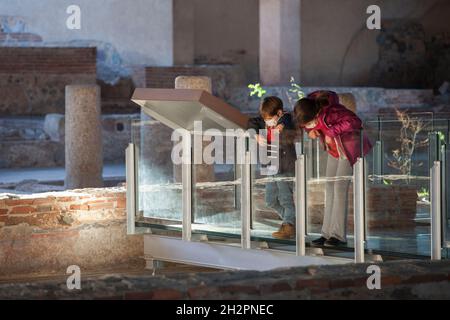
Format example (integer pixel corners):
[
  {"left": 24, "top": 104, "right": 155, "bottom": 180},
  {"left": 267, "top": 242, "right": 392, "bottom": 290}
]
[
  {"left": 375, "top": 116, "right": 384, "bottom": 184},
  {"left": 315, "top": 139, "right": 320, "bottom": 178},
  {"left": 295, "top": 154, "right": 307, "bottom": 256},
  {"left": 441, "top": 145, "right": 447, "bottom": 245},
  {"left": 182, "top": 131, "right": 192, "bottom": 241},
  {"left": 126, "top": 143, "right": 136, "bottom": 235},
  {"left": 353, "top": 157, "right": 365, "bottom": 263},
  {"left": 241, "top": 149, "right": 251, "bottom": 249},
  {"left": 431, "top": 161, "right": 442, "bottom": 260}
]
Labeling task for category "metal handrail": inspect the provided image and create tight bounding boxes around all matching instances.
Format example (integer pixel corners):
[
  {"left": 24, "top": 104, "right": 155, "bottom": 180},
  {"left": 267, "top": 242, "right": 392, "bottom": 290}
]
[
  {"left": 354, "top": 157, "right": 365, "bottom": 263},
  {"left": 431, "top": 161, "right": 442, "bottom": 260},
  {"left": 295, "top": 154, "right": 307, "bottom": 256}
]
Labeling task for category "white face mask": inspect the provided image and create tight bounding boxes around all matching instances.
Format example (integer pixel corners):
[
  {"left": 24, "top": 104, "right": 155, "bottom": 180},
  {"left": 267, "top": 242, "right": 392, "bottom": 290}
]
[
  {"left": 265, "top": 118, "right": 278, "bottom": 127},
  {"left": 265, "top": 112, "right": 282, "bottom": 127}
]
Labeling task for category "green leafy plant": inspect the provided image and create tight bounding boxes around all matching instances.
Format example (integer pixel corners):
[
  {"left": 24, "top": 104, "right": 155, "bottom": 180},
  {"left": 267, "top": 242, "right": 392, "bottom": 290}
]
[
  {"left": 248, "top": 83, "right": 267, "bottom": 98},
  {"left": 247, "top": 77, "right": 305, "bottom": 109},
  {"left": 417, "top": 187, "right": 429, "bottom": 200},
  {"left": 284, "top": 77, "right": 305, "bottom": 108},
  {"left": 288, "top": 77, "right": 305, "bottom": 99}
]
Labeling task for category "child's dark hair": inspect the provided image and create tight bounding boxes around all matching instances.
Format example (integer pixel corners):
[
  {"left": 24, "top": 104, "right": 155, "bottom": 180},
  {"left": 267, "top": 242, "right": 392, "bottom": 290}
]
[
  {"left": 260, "top": 96, "right": 283, "bottom": 118},
  {"left": 315, "top": 92, "right": 331, "bottom": 108},
  {"left": 294, "top": 98, "right": 321, "bottom": 127}
]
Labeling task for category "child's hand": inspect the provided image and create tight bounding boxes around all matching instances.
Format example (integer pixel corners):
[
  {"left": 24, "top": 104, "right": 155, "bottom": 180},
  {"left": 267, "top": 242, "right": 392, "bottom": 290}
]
[
  {"left": 308, "top": 130, "right": 320, "bottom": 140},
  {"left": 324, "top": 135, "right": 333, "bottom": 145},
  {"left": 255, "top": 134, "right": 267, "bottom": 146},
  {"left": 274, "top": 123, "right": 284, "bottom": 132}
]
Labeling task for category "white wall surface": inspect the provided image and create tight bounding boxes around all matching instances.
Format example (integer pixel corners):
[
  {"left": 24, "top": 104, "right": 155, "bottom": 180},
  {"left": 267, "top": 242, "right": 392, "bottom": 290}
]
[{"left": 0, "top": 0, "right": 173, "bottom": 66}]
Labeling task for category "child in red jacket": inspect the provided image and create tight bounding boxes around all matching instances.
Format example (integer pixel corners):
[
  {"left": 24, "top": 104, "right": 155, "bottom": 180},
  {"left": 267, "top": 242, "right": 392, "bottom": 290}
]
[{"left": 294, "top": 91, "right": 372, "bottom": 247}]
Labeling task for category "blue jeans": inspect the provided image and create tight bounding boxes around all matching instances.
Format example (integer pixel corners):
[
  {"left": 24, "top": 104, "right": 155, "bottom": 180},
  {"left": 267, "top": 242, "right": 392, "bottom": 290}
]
[{"left": 265, "top": 181, "right": 295, "bottom": 225}]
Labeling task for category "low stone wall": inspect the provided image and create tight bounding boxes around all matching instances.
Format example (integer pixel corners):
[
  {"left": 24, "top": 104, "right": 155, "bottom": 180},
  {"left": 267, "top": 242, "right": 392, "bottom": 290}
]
[
  {"left": 0, "top": 187, "right": 143, "bottom": 277},
  {"left": 227, "top": 86, "right": 435, "bottom": 115},
  {"left": 307, "top": 182, "right": 419, "bottom": 230},
  {"left": 0, "top": 114, "right": 138, "bottom": 168}
]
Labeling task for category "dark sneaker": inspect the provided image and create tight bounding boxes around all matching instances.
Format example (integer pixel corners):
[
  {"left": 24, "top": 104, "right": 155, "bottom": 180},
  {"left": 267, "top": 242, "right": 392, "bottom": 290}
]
[
  {"left": 324, "top": 237, "right": 347, "bottom": 247},
  {"left": 311, "top": 236, "right": 327, "bottom": 246}
]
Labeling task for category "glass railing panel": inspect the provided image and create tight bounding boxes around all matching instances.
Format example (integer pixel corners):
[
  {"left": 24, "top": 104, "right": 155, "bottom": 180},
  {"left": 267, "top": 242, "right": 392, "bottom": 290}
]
[
  {"left": 250, "top": 162, "right": 296, "bottom": 245},
  {"left": 303, "top": 131, "right": 355, "bottom": 255},
  {"left": 363, "top": 114, "right": 433, "bottom": 257},
  {"left": 249, "top": 128, "right": 297, "bottom": 251},
  {"left": 191, "top": 132, "right": 241, "bottom": 244},
  {"left": 132, "top": 116, "right": 183, "bottom": 237}
]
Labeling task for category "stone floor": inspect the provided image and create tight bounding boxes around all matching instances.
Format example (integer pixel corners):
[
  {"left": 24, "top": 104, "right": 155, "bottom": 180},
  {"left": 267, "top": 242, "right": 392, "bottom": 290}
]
[
  {"left": 0, "top": 261, "right": 218, "bottom": 284},
  {"left": 1, "top": 259, "right": 450, "bottom": 299},
  {"left": 0, "top": 163, "right": 125, "bottom": 193},
  {"left": 0, "top": 163, "right": 125, "bottom": 184}
]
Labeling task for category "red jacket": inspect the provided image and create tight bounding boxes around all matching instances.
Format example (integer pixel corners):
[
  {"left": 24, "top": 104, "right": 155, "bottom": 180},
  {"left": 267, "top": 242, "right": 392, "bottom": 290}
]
[{"left": 306, "top": 91, "right": 372, "bottom": 166}]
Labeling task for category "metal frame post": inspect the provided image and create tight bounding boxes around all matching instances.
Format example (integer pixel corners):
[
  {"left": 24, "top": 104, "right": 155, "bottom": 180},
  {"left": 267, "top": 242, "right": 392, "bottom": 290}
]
[
  {"left": 306, "top": 138, "right": 313, "bottom": 180},
  {"left": 295, "top": 154, "right": 306, "bottom": 256},
  {"left": 431, "top": 161, "right": 442, "bottom": 260},
  {"left": 241, "top": 149, "right": 251, "bottom": 249},
  {"left": 375, "top": 116, "right": 384, "bottom": 183},
  {"left": 126, "top": 143, "right": 136, "bottom": 235},
  {"left": 353, "top": 157, "right": 365, "bottom": 263},
  {"left": 182, "top": 131, "right": 192, "bottom": 241},
  {"left": 441, "top": 144, "right": 447, "bottom": 245},
  {"left": 233, "top": 137, "right": 240, "bottom": 210},
  {"left": 315, "top": 139, "right": 320, "bottom": 178}
]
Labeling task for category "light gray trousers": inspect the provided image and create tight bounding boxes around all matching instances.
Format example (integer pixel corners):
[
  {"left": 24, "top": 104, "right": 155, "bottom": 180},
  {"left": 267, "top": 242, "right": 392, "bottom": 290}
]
[{"left": 322, "top": 154, "right": 353, "bottom": 242}]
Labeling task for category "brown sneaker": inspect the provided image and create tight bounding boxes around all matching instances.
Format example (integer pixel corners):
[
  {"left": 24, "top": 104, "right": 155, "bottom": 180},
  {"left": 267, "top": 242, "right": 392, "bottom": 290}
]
[{"left": 272, "top": 223, "right": 295, "bottom": 240}]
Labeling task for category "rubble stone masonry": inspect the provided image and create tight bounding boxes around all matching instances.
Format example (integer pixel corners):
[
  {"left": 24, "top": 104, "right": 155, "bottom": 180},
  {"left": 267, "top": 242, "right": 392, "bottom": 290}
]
[
  {"left": 0, "top": 47, "right": 97, "bottom": 115},
  {"left": 0, "top": 187, "right": 143, "bottom": 277}
]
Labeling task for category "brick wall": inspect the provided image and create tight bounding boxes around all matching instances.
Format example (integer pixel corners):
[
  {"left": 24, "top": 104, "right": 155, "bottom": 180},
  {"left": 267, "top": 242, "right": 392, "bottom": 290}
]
[
  {"left": 253, "top": 182, "right": 419, "bottom": 232},
  {"left": 0, "top": 47, "right": 97, "bottom": 115},
  {"left": 307, "top": 183, "right": 419, "bottom": 230},
  {"left": 0, "top": 187, "right": 143, "bottom": 277},
  {"left": 0, "top": 47, "right": 96, "bottom": 74}
]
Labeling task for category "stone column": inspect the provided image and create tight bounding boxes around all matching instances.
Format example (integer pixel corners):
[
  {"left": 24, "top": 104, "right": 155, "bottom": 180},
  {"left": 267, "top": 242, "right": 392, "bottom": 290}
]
[
  {"left": 175, "top": 76, "right": 212, "bottom": 92},
  {"left": 259, "top": 0, "right": 301, "bottom": 85},
  {"left": 174, "top": 76, "right": 215, "bottom": 183},
  {"left": 65, "top": 85, "right": 103, "bottom": 189},
  {"left": 338, "top": 93, "right": 357, "bottom": 113}
]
